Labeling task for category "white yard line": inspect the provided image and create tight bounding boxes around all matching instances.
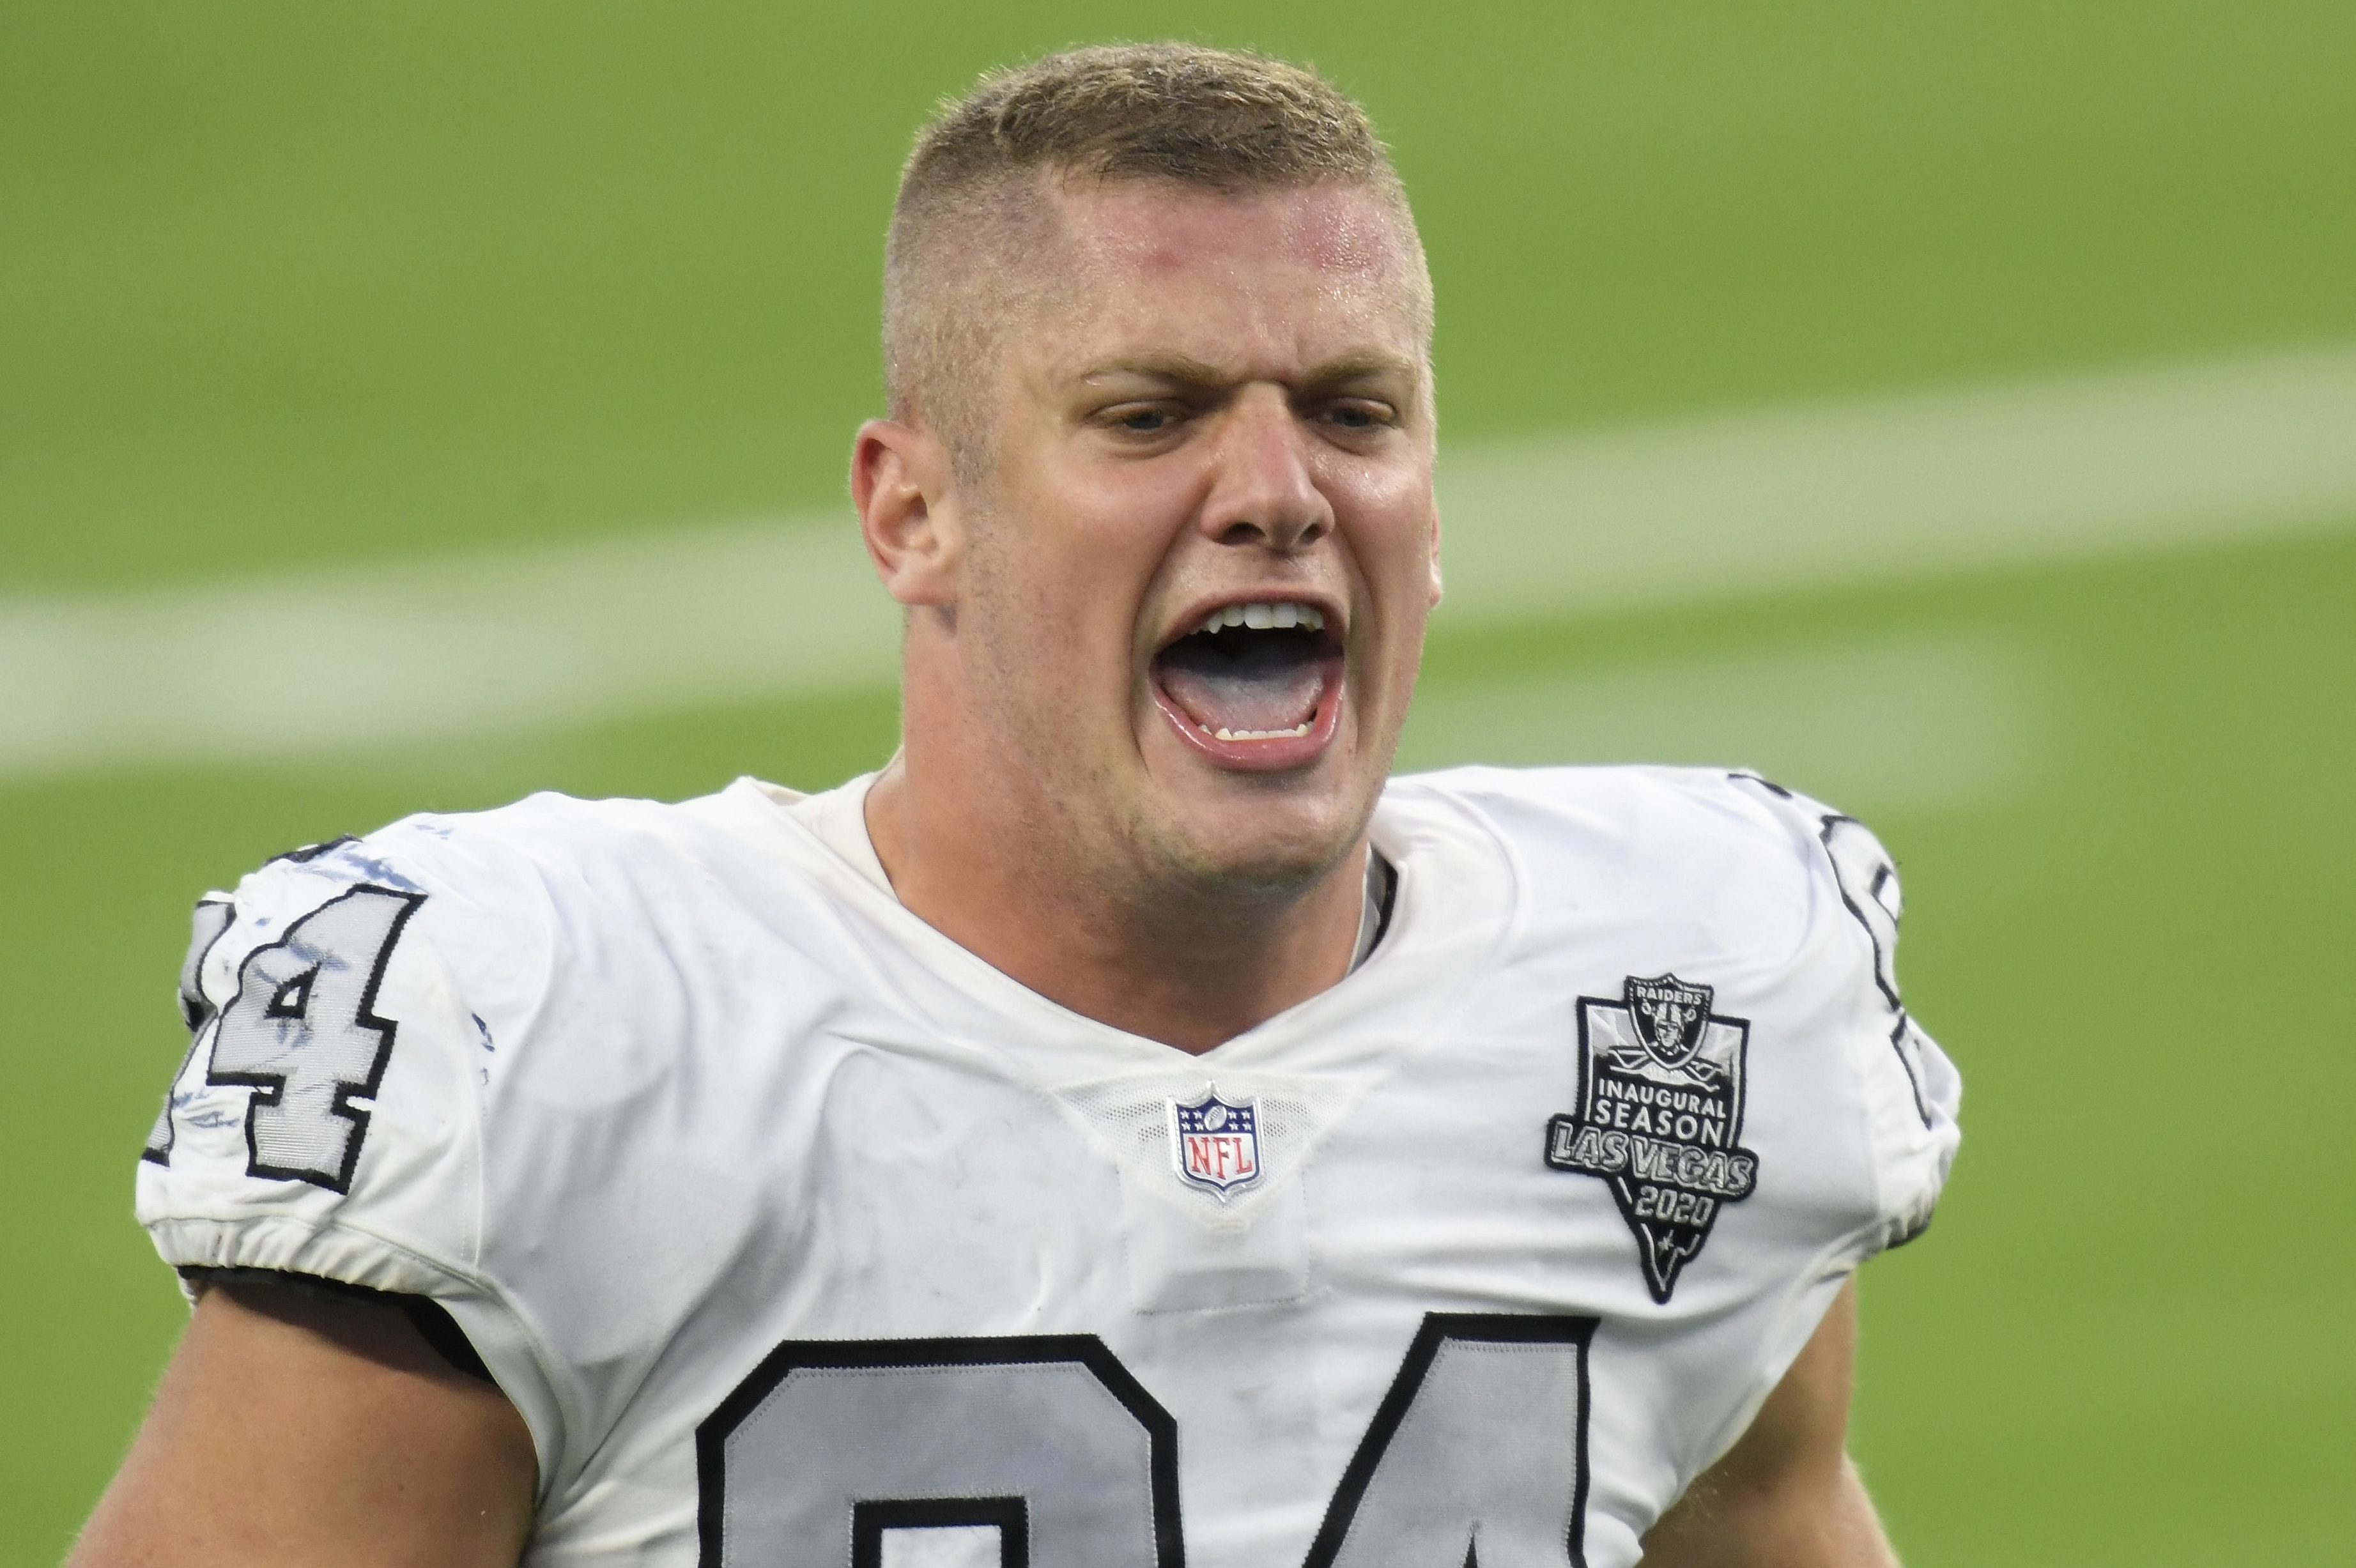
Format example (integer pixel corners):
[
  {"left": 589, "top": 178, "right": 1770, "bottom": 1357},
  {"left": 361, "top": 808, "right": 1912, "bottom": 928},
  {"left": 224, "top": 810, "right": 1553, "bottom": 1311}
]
[
  {"left": 1434, "top": 340, "right": 2356, "bottom": 621},
  {"left": 3, "top": 341, "right": 2353, "bottom": 780},
  {"left": 1396, "top": 633, "right": 2042, "bottom": 814}
]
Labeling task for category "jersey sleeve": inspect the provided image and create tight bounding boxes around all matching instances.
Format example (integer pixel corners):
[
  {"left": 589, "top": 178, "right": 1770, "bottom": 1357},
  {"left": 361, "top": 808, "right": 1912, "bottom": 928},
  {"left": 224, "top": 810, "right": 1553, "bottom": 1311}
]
[
  {"left": 133, "top": 829, "right": 567, "bottom": 1465},
  {"left": 1732, "top": 772, "right": 1963, "bottom": 1260}
]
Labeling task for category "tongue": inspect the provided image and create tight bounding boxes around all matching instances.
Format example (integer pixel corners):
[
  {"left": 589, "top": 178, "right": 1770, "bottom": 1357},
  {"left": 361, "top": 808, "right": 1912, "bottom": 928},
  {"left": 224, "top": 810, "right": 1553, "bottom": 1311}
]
[{"left": 1159, "top": 656, "right": 1325, "bottom": 735}]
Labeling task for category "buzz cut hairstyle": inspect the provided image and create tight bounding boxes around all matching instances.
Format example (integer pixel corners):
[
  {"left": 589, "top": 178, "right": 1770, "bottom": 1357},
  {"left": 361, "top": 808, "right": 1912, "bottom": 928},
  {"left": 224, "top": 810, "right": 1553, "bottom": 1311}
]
[{"left": 883, "top": 42, "right": 1429, "bottom": 466}]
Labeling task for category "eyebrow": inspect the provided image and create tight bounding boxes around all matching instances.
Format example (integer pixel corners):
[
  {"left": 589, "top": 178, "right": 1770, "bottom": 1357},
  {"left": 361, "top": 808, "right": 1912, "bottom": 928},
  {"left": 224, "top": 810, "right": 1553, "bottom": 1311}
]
[{"left": 1078, "top": 350, "right": 1420, "bottom": 392}]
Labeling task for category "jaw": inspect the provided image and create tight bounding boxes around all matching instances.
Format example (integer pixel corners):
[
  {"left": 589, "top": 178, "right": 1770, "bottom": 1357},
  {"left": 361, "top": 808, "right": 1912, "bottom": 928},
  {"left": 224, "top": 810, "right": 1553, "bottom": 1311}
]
[{"left": 1126, "top": 759, "right": 1371, "bottom": 897}]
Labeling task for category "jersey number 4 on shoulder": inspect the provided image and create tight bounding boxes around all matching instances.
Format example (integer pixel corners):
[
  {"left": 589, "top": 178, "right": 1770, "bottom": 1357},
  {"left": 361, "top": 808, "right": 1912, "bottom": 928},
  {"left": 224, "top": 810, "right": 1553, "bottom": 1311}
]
[
  {"left": 699, "top": 1314, "right": 1599, "bottom": 1567},
  {"left": 201, "top": 885, "right": 424, "bottom": 1193}
]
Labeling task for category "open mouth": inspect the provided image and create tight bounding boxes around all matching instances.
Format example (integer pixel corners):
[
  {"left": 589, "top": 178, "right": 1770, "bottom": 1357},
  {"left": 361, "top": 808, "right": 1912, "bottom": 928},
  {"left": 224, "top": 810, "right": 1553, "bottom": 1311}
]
[{"left": 1149, "top": 599, "right": 1345, "bottom": 769}]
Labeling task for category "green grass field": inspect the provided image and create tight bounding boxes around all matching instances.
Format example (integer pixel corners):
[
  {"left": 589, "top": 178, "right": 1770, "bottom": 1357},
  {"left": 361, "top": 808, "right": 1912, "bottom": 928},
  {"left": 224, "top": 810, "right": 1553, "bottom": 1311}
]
[{"left": 6, "top": 3, "right": 2353, "bottom": 1561}]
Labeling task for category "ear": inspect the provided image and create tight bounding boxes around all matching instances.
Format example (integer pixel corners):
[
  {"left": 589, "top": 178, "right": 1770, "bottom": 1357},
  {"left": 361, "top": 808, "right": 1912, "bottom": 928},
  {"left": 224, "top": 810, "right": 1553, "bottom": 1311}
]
[{"left": 851, "top": 418, "right": 962, "bottom": 608}]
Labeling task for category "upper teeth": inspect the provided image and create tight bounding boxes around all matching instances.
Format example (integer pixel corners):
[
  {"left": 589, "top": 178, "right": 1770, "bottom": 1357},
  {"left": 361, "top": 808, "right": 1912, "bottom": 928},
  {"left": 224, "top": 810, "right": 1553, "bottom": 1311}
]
[{"left": 1197, "top": 601, "right": 1325, "bottom": 634}]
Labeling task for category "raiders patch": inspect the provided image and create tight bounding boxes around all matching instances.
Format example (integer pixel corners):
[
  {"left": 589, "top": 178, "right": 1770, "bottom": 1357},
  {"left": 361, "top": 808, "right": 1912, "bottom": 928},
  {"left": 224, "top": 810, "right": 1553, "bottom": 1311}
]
[{"left": 1545, "top": 974, "right": 1760, "bottom": 1303}]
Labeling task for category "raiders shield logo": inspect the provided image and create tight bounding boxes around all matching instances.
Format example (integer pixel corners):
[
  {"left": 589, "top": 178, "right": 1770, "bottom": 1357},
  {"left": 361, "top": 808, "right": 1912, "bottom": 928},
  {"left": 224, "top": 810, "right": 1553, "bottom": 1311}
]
[
  {"left": 1545, "top": 974, "right": 1760, "bottom": 1303},
  {"left": 1627, "top": 972, "right": 1713, "bottom": 1070}
]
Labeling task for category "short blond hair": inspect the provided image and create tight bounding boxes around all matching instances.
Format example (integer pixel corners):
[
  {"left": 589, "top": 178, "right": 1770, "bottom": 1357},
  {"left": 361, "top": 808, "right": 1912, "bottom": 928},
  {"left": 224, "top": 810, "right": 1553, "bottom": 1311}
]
[{"left": 883, "top": 43, "right": 1425, "bottom": 463}]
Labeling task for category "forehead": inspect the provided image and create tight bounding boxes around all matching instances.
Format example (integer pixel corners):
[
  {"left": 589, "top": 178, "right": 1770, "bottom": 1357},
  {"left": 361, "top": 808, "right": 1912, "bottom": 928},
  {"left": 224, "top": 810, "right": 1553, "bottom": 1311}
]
[{"left": 1029, "top": 177, "right": 1428, "bottom": 374}]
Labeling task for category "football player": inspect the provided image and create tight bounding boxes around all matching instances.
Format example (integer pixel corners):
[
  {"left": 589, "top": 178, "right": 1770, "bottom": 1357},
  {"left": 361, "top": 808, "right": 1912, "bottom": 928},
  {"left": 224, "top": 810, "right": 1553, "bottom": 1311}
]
[{"left": 74, "top": 43, "right": 1959, "bottom": 1568}]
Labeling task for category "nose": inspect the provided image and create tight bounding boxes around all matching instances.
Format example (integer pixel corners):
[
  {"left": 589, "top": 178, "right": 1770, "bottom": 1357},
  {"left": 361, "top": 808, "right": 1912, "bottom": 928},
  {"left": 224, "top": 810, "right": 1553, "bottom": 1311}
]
[{"left": 1197, "top": 386, "right": 1333, "bottom": 554}]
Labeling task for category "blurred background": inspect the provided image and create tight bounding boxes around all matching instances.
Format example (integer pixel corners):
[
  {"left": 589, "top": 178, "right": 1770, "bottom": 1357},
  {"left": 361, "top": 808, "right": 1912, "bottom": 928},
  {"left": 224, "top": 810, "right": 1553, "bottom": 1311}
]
[{"left": 4, "top": 2, "right": 2352, "bottom": 1560}]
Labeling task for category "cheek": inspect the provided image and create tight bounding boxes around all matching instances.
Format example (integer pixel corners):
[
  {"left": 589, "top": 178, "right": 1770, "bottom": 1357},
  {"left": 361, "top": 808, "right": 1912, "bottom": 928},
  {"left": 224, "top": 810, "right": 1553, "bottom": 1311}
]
[
  {"left": 996, "top": 468, "right": 1187, "bottom": 657},
  {"left": 1333, "top": 475, "right": 1438, "bottom": 599},
  {"left": 965, "top": 530, "right": 1143, "bottom": 709}
]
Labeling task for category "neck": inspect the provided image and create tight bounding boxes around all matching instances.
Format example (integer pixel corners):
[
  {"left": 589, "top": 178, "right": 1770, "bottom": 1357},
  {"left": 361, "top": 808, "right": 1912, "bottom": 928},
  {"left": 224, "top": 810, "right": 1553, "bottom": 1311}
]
[{"left": 863, "top": 754, "right": 1369, "bottom": 1056}]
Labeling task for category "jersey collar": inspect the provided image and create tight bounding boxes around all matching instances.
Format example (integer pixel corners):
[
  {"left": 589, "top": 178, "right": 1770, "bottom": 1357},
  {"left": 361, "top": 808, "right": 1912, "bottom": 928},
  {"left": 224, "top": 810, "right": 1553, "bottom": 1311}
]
[{"left": 718, "top": 774, "right": 1523, "bottom": 1085}]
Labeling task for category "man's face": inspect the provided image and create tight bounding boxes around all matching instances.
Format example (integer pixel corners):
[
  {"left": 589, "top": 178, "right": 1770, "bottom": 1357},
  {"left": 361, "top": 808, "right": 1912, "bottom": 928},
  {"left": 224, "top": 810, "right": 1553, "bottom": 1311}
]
[{"left": 947, "top": 176, "right": 1440, "bottom": 898}]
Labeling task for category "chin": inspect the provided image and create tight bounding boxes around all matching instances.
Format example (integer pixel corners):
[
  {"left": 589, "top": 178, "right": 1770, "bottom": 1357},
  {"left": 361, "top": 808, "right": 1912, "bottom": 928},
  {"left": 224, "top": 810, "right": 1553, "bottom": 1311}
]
[{"left": 1142, "top": 772, "right": 1371, "bottom": 900}]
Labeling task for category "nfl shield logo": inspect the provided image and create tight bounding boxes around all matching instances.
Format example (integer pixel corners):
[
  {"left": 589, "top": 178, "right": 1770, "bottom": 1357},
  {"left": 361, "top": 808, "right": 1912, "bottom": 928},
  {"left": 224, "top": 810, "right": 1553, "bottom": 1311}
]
[{"left": 1169, "top": 1088, "right": 1262, "bottom": 1199}]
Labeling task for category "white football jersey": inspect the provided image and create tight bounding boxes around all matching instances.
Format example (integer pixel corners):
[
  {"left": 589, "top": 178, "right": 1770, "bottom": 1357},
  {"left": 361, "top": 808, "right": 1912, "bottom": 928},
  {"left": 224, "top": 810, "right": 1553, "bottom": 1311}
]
[{"left": 137, "top": 765, "right": 1959, "bottom": 1568}]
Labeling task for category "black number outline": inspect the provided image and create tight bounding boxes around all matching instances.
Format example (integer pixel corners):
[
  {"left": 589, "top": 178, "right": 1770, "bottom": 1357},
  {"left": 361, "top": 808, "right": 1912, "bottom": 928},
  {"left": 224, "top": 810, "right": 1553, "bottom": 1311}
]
[
  {"left": 1302, "top": 1313, "right": 1598, "bottom": 1568},
  {"left": 695, "top": 1334, "right": 1184, "bottom": 1568},
  {"left": 204, "top": 884, "right": 425, "bottom": 1193},
  {"left": 1729, "top": 772, "right": 1936, "bottom": 1128},
  {"left": 267, "top": 834, "right": 358, "bottom": 866},
  {"left": 854, "top": 1497, "right": 1031, "bottom": 1568},
  {"left": 698, "top": 1316, "right": 1597, "bottom": 1568},
  {"left": 144, "top": 898, "right": 236, "bottom": 1167}
]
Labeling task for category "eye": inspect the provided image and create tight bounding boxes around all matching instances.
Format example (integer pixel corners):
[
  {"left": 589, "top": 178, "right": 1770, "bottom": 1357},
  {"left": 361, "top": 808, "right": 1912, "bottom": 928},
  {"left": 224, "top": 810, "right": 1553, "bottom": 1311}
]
[
  {"left": 1095, "top": 401, "right": 1187, "bottom": 438},
  {"left": 1320, "top": 399, "right": 1396, "bottom": 434}
]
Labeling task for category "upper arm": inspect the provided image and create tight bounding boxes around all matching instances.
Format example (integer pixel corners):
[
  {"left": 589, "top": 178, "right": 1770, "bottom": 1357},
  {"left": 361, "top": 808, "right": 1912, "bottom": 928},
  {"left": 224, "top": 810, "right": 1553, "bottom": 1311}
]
[
  {"left": 134, "top": 832, "right": 572, "bottom": 1430},
  {"left": 1638, "top": 1279, "right": 1901, "bottom": 1568},
  {"left": 70, "top": 1279, "right": 536, "bottom": 1568},
  {"left": 107, "top": 833, "right": 561, "bottom": 1564}
]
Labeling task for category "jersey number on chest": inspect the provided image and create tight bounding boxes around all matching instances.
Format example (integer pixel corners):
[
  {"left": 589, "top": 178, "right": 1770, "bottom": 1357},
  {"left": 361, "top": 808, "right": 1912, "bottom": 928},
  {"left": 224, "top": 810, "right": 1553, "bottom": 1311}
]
[{"left": 697, "top": 1313, "right": 1598, "bottom": 1568}]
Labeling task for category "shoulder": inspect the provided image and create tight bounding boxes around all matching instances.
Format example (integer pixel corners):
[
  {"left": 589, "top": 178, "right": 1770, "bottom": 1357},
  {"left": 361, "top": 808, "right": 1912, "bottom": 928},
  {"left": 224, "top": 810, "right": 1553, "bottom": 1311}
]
[
  {"left": 139, "top": 781, "right": 826, "bottom": 1229},
  {"left": 310, "top": 784, "right": 756, "bottom": 911},
  {"left": 135, "top": 784, "right": 850, "bottom": 1466},
  {"left": 208, "top": 788, "right": 692, "bottom": 930},
  {"left": 1389, "top": 764, "right": 1848, "bottom": 949},
  {"left": 214, "top": 782, "right": 824, "bottom": 979},
  {"left": 1401, "top": 760, "right": 1929, "bottom": 1063},
  {"left": 1395, "top": 763, "right": 1961, "bottom": 1254},
  {"left": 1390, "top": 761, "right": 1817, "bottom": 853}
]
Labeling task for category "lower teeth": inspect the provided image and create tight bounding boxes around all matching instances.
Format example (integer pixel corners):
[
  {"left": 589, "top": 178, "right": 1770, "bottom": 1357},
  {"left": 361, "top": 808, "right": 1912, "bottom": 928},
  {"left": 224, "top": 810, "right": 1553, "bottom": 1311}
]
[{"left": 1212, "top": 723, "right": 1313, "bottom": 741}]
